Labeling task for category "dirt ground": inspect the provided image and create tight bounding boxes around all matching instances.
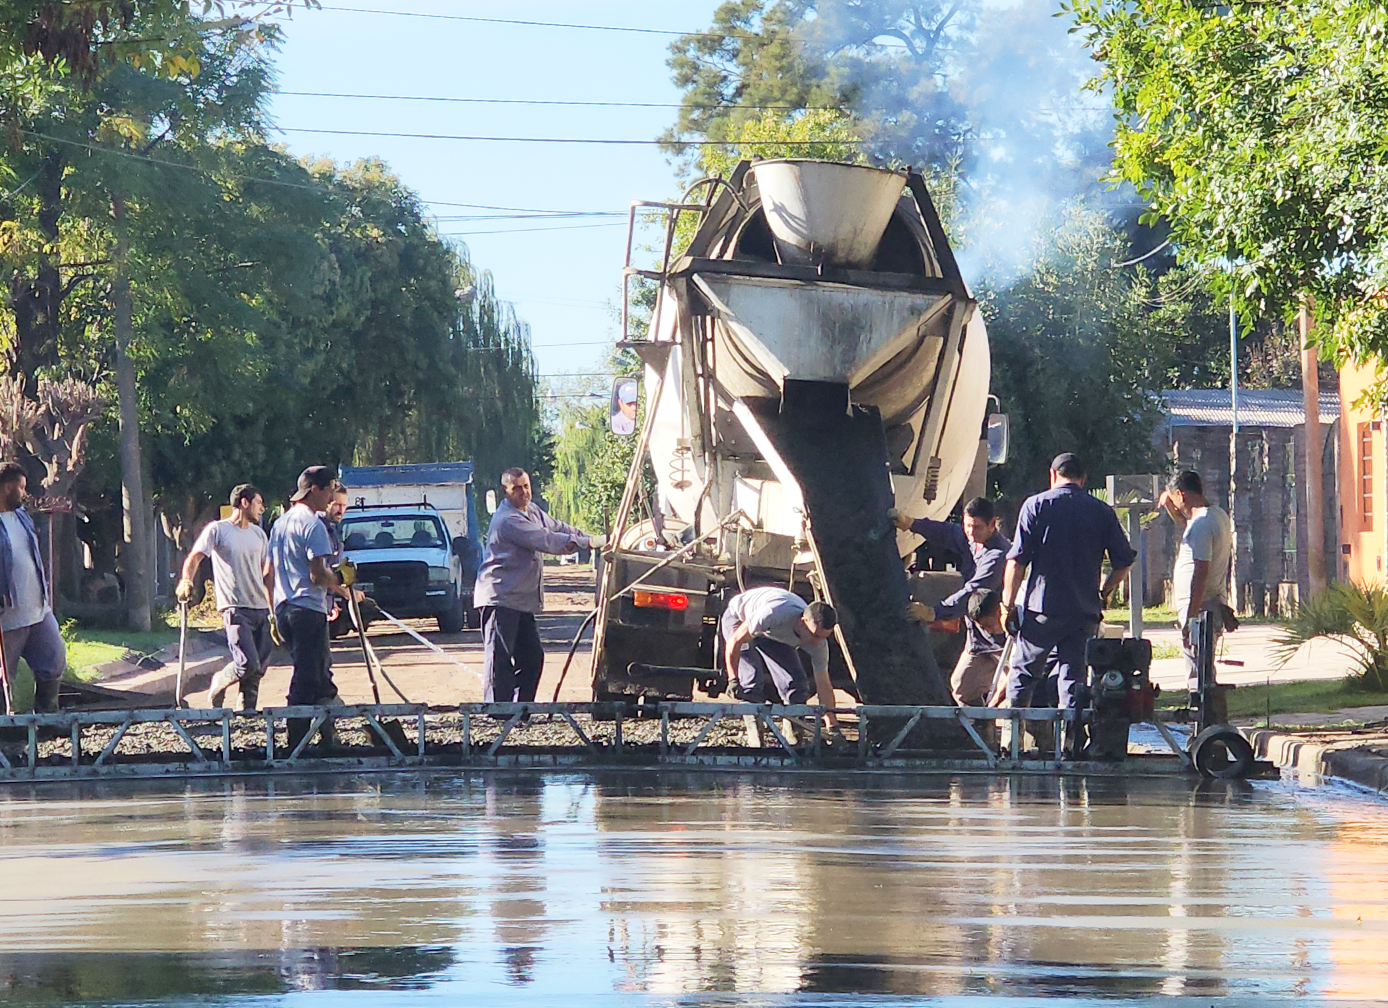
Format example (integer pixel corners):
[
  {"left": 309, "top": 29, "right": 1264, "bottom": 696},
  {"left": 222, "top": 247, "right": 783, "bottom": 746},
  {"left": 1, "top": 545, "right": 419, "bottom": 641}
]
[{"left": 207, "top": 566, "right": 601, "bottom": 708}]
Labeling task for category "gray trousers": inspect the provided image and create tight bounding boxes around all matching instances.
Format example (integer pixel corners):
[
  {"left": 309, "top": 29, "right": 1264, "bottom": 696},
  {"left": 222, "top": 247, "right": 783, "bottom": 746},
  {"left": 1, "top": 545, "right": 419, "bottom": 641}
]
[{"left": 223, "top": 607, "right": 273, "bottom": 686}]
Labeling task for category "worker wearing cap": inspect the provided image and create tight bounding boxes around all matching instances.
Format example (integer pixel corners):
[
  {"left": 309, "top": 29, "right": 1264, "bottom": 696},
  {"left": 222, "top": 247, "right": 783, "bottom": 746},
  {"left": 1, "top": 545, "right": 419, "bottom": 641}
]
[
  {"left": 1000, "top": 453, "right": 1136, "bottom": 714},
  {"left": 177, "top": 483, "right": 274, "bottom": 710},
  {"left": 721, "top": 587, "right": 837, "bottom": 707},
  {"left": 269, "top": 466, "right": 363, "bottom": 746},
  {"left": 891, "top": 496, "right": 1011, "bottom": 705},
  {"left": 611, "top": 382, "right": 638, "bottom": 436},
  {"left": 474, "top": 467, "right": 606, "bottom": 702}
]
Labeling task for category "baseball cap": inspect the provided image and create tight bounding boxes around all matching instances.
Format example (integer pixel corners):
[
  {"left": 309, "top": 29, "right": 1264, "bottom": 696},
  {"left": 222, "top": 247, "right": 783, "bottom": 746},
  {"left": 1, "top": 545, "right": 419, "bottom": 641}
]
[
  {"left": 290, "top": 465, "right": 334, "bottom": 502},
  {"left": 1050, "top": 452, "right": 1085, "bottom": 478},
  {"left": 618, "top": 382, "right": 638, "bottom": 404}
]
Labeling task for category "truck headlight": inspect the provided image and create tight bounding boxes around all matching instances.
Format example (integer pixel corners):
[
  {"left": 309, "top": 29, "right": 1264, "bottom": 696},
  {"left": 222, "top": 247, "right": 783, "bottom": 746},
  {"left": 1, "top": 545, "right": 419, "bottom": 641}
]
[{"left": 428, "top": 566, "right": 450, "bottom": 584}]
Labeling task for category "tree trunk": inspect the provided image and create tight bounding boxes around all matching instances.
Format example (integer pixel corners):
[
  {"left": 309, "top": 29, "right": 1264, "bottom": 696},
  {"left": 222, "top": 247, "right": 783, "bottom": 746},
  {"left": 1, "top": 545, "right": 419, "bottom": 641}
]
[{"left": 113, "top": 194, "right": 151, "bottom": 631}]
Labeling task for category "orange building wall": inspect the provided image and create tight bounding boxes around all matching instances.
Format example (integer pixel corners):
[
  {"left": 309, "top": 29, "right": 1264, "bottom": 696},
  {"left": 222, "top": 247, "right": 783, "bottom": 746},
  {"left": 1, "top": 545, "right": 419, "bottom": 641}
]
[{"left": 1337, "top": 362, "right": 1385, "bottom": 583}]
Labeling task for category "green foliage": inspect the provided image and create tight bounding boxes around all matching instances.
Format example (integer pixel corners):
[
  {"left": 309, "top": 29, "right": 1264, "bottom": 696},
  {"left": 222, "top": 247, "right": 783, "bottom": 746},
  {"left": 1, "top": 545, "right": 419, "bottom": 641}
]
[
  {"left": 0, "top": 7, "right": 544, "bottom": 566},
  {"left": 1067, "top": 0, "right": 1388, "bottom": 388},
  {"left": 1273, "top": 582, "right": 1388, "bottom": 693},
  {"left": 983, "top": 206, "right": 1227, "bottom": 500}
]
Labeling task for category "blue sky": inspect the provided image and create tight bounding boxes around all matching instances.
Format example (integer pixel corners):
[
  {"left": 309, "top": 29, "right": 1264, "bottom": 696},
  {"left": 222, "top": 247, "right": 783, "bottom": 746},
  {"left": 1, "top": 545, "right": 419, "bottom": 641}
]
[{"left": 265, "top": 1, "right": 721, "bottom": 403}]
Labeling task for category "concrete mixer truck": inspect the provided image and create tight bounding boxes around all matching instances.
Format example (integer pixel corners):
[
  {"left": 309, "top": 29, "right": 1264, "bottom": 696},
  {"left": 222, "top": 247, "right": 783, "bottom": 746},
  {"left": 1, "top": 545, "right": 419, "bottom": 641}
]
[{"left": 590, "top": 160, "right": 1004, "bottom": 723}]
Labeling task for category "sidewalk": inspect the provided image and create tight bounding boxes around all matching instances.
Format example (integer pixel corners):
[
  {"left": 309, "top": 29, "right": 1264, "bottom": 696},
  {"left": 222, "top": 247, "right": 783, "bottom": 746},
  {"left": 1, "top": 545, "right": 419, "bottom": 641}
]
[
  {"left": 1141, "top": 621, "right": 1357, "bottom": 691},
  {"left": 1242, "top": 724, "right": 1388, "bottom": 795}
]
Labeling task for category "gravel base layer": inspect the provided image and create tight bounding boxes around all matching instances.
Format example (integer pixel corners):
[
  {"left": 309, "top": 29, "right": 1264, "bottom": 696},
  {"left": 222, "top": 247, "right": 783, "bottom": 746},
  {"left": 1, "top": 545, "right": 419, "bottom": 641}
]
[{"left": 2, "top": 713, "right": 835, "bottom": 767}]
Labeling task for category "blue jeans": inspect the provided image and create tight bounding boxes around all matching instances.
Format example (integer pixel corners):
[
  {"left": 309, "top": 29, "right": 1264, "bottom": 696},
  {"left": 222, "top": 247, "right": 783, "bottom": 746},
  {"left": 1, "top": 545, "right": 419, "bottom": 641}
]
[
  {"left": 1005, "top": 612, "right": 1097, "bottom": 711},
  {"left": 1, "top": 611, "right": 66, "bottom": 685},
  {"left": 223, "top": 607, "right": 273, "bottom": 686},
  {"left": 719, "top": 609, "right": 812, "bottom": 705}
]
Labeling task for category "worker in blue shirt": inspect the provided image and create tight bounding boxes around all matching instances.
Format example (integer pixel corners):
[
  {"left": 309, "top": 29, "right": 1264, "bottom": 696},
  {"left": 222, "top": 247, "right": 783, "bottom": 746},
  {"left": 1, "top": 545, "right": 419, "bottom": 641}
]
[
  {"left": 891, "top": 497, "right": 1011, "bottom": 704},
  {"left": 1000, "top": 453, "right": 1136, "bottom": 714}
]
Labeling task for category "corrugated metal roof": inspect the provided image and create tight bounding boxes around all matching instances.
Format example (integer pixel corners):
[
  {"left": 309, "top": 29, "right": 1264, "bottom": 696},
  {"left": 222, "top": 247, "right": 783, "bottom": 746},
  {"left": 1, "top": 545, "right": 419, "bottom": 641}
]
[
  {"left": 339, "top": 462, "right": 474, "bottom": 487},
  {"left": 1161, "top": 389, "right": 1341, "bottom": 428}
]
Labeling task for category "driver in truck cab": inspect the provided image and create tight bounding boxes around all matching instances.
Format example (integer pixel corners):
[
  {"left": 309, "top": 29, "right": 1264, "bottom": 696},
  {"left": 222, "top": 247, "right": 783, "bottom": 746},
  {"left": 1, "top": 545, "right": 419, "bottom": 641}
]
[
  {"left": 721, "top": 587, "right": 837, "bottom": 710},
  {"left": 474, "top": 467, "right": 606, "bottom": 703}
]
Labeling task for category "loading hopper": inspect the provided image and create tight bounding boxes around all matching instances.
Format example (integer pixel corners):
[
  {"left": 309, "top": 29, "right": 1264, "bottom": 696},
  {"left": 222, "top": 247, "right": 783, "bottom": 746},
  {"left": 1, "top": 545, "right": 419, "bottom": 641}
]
[{"left": 750, "top": 160, "right": 907, "bottom": 269}]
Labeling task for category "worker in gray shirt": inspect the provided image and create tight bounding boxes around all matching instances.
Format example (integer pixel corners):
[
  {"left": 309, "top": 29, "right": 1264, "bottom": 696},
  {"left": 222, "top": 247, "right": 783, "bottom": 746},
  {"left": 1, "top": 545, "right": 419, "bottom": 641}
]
[
  {"left": 720, "top": 586, "right": 836, "bottom": 708},
  {"left": 177, "top": 483, "right": 274, "bottom": 710},
  {"left": 0, "top": 462, "right": 66, "bottom": 713},
  {"left": 474, "top": 467, "right": 605, "bottom": 702}
]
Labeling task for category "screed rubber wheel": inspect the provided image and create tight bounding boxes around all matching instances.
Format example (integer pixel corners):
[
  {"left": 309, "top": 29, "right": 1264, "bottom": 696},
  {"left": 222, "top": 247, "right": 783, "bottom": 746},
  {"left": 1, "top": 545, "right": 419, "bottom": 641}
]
[{"left": 1189, "top": 725, "right": 1256, "bottom": 779}]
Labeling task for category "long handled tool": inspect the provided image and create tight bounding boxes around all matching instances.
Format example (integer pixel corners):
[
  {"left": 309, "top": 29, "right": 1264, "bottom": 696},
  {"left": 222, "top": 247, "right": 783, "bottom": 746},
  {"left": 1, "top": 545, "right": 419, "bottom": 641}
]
[
  {"left": 0, "top": 624, "right": 12, "bottom": 715},
  {"left": 340, "top": 560, "right": 382, "bottom": 705},
  {"left": 176, "top": 600, "right": 189, "bottom": 709}
]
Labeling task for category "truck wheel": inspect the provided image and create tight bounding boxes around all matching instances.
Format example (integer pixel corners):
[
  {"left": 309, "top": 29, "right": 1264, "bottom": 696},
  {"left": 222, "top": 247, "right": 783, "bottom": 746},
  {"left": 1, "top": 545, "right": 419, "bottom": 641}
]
[{"left": 437, "top": 594, "right": 465, "bottom": 634}]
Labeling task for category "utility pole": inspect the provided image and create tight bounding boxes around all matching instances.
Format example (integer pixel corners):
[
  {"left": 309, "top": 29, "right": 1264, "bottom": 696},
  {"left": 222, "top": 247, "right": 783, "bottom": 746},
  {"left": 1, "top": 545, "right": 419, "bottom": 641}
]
[
  {"left": 1228, "top": 295, "right": 1239, "bottom": 613},
  {"left": 1300, "top": 304, "right": 1327, "bottom": 596}
]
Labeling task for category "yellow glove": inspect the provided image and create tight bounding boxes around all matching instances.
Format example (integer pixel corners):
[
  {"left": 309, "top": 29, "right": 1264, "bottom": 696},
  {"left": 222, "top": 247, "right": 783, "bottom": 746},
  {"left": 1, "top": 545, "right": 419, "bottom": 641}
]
[
  {"left": 887, "top": 508, "right": 913, "bottom": 532},
  {"left": 907, "top": 601, "right": 936, "bottom": 624},
  {"left": 269, "top": 612, "right": 284, "bottom": 647},
  {"left": 340, "top": 557, "right": 357, "bottom": 586},
  {"left": 175, "top": 578, "right": 194, "bottom": 603}
]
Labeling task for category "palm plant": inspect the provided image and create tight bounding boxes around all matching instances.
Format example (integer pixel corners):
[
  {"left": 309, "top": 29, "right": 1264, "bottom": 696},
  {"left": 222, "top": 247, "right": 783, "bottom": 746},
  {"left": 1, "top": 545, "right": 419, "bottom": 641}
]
[{"left": 1272, "top": 582, "right": 1388, "bottom": 692}]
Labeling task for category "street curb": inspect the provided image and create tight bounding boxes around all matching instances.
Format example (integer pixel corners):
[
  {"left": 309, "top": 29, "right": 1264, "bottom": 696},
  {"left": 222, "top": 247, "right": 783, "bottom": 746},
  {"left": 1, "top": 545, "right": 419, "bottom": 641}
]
[{"left": 1241, "top": 728, "right": 1388, "bottom": 795}]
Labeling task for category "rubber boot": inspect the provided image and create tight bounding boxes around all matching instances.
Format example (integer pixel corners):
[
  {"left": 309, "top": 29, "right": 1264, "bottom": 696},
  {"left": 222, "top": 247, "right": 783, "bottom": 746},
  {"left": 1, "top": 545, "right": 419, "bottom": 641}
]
[
  {"left": 208, "top": 665, "right": 239, "bottom": 709},
  {"left": 34, "top": 679, "right": 60, "bottom": 714},
  {"left": 286, "top": 717, "right": 311, "bottom": 755},
  {"left": 239, "top": 679, "right": 260, "bottom": 712}
]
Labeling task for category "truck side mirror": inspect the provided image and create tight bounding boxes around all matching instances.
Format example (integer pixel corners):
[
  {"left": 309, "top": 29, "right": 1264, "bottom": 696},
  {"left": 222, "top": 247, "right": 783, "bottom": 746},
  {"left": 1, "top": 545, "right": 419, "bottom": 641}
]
[
  {"left": 609, "top": 377, "right": 638, "bottom": 437},
  {"left": 986, "top": 413, "right": 1009, "bottom": 465},
  {"left": 485, "top": 489, "right": 497, "bottom": 514}
]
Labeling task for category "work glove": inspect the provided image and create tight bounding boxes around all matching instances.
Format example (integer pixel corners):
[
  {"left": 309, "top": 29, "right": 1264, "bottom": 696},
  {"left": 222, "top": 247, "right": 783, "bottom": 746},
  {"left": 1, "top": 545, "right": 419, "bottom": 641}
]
[
  {"left": 269, "top": 612, "right": 284, "bottom": 648},
  {"left": 1002, "top": 604, "right": 1021, "bottom": 636},
  {"left": 887, "top": 508, "right": 913, "bottom": 532},
  {"left": 175, "top": 578, "right": 193, "bottom": 603},
  {"left": 907, "top": 601, "right": 935, "bottom": 624},
  {"left": 588, "top": 533, "right": 609, "bottom": 551}
]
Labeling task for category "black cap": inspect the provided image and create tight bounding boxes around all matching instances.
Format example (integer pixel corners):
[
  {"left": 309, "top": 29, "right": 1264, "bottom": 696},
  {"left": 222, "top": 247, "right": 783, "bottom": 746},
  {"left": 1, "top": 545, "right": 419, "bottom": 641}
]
[
  {"left": 1050, "top": 452, "right": 1085, "bottom": 479},
  {"left": 290, "top": 465, "right": 334, "bottom": 502}
]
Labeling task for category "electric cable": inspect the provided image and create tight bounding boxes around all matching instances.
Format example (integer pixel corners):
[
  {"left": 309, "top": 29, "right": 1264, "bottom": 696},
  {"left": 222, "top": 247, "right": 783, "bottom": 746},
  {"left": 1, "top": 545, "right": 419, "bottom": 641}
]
[
  {"left": 280, "top": 90, "right": 845, "bottom": 111},
  {"left": 311, "top": 5, "right": 783, "bottom": 40},
  {"left": 277, "top": 126, "right": 864, "bottom": 146}
]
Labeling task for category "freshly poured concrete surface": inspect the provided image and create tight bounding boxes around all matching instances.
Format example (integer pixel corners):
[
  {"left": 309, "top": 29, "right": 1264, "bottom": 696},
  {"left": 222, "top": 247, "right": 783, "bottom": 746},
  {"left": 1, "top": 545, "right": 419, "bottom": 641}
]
[{"left": 0, "top": 772, "right": 1384, "bottom": 1004}]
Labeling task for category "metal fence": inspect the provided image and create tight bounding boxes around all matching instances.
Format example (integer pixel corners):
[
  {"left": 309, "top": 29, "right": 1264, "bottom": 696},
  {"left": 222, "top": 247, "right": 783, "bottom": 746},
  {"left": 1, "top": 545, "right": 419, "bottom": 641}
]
[{"left": 0, "top": 701, "right": 1191, "bottom": 783}]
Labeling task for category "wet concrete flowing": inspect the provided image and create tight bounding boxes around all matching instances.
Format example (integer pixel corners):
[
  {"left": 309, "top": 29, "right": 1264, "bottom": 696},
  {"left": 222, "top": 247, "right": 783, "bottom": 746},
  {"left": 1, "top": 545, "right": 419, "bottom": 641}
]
[{"left": 0, "top": 772, "right": 1385, "bottom": 1006}]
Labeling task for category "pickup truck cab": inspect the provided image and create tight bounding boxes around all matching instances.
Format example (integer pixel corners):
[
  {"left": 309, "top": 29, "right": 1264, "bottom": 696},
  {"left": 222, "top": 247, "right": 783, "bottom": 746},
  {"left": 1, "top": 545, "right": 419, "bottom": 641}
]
[{"left": 339, "top": 463, "right": 481, "bottom": 633}]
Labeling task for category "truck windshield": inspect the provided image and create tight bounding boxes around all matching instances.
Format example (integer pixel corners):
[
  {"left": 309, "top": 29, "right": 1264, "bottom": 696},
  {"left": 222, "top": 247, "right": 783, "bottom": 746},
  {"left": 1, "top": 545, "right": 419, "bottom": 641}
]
[{"left": 341, "top": 515, "right": 447, "bottom": 551}]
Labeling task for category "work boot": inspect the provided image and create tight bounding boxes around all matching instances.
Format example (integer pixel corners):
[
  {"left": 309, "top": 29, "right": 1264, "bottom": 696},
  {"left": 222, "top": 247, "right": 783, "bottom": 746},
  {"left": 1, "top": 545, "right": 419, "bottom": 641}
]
[
  {"left": 285, "top": 717, "right": 311, "bottom": 756},
  {"left": 239, "top": 680, "right": 260, "bottom": 712},
  {"left": 208, "top": 665, "right": 239, "bottom": 709},
  {"left": 33, "top": 680, "right": 60, "bottom": 714}
]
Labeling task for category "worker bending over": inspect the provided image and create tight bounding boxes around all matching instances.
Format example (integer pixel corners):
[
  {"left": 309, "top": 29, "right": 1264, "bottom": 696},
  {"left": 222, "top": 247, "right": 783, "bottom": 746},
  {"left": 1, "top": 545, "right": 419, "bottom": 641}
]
[
  {"left": 1001, "top": 453, "right": 1135, "bottom": 714},
  {"left": 721, "top": 586, "right": 837, "bottom": 707},
  {"left": 474, "top": 467, "right": 604, "bottom": 703},
  {"left": 892, "top": 496, "right": 1010, "bottom": 705},
  {"left": 177, "top": 484, "right": 274, "bottom": 710}
]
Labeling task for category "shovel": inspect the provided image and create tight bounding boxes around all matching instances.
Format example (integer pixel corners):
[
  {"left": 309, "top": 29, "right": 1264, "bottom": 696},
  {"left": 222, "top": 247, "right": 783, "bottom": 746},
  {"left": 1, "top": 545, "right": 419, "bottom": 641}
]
[
  {"left": 341, "top": 559, "right": 410, "bottom": 753},
  {"left": 176, "top": 600, "right": 189, "bottom": 709},
  {"left": 0, "top": 624, "right": 11, "bottom": 715}
]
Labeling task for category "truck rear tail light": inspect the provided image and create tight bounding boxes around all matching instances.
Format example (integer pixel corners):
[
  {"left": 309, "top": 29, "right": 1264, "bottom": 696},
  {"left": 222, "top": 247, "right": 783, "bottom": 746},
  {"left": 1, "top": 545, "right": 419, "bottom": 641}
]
[{"left": 632, "top": 590, "right": 688, "bottom": 611}]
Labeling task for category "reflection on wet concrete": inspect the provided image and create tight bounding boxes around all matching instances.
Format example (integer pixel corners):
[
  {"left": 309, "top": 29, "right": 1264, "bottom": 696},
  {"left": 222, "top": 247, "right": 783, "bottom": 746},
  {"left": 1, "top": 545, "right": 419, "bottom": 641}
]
[{"left": 0, "top": 772, "right": 1385, "bottom": 1004}]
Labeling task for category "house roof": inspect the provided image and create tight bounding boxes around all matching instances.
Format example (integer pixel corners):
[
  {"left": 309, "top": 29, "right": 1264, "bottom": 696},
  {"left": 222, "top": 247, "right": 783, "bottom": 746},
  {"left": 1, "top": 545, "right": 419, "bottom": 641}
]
[
  {"left": 339, "top": 462, "right": 474, "bottom": 487},
  {"left": 1161, "top": 389, "right": 1341, "bottom": 428}
]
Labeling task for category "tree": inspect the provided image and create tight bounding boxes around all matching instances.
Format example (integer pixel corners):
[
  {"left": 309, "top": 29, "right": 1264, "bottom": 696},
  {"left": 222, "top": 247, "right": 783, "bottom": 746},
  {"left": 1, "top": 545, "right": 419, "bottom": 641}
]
[{"left": 1066, "top": 0, "right": 1388, "bottom": 381}]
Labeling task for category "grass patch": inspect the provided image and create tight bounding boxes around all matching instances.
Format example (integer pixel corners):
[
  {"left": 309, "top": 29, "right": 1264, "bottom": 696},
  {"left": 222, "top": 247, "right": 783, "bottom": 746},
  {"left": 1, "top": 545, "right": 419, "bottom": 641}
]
[
  {"left": 1161, "top": 677, "right": 1388, "bottom": 719},
  {"left": 62, "top": 625, "right": 180, "bottom": 680},
  {"left": 1105, "top": 604, "right": 1180, "bottom": 626}
]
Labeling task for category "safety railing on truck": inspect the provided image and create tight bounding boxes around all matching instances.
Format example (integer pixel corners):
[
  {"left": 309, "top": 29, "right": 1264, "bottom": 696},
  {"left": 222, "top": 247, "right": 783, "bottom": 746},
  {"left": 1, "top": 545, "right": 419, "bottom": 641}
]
[{"left": 0, "top": 701, "right": 1205, "bottom": 783}]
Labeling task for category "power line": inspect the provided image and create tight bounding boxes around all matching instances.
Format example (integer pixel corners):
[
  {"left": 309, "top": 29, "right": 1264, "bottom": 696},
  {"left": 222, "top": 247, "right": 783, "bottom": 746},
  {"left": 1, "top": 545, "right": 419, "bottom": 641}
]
[
  {"left": 438, "top": 222, "right": 629, "bottom": 236},
  {"left": 311, "top": 5, "right": 773, "bottom": 40},
  {"left": 279, "top": 90, "right": 843, "bottom": 111},
  {"left": 277, "top": 126, "right": 860, "bottom": 146}
]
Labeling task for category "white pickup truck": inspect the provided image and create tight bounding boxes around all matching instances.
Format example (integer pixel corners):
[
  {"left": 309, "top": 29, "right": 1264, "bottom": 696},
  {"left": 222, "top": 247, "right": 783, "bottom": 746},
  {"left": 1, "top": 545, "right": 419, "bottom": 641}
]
[{"left": 338, "top": 463, "right": 482, "bottom": 632}]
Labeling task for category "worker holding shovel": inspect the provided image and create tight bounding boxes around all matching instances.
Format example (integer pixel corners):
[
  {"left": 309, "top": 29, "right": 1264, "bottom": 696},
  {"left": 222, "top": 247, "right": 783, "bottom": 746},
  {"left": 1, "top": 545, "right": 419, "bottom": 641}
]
[
  {"left": 177, "top": 484, "right": 275, "bottom": 710},
  {"left": 0, "top": 462, "right": 67, "bottom": 714}
]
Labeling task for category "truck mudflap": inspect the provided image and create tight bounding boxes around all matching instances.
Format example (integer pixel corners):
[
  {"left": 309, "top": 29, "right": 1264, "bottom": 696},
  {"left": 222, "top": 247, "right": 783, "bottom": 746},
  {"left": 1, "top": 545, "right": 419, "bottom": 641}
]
[{"left": 745, "top": 381, "right": 957, "bottom": 711}]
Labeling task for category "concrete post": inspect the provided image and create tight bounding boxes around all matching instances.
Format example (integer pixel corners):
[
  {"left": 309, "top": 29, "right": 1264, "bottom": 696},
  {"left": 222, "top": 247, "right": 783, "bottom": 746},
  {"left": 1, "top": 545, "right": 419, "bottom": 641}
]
[{"left": 1300, "top": 305, "right": 1327, "bottom": 596}]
